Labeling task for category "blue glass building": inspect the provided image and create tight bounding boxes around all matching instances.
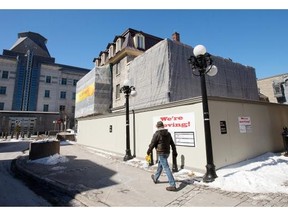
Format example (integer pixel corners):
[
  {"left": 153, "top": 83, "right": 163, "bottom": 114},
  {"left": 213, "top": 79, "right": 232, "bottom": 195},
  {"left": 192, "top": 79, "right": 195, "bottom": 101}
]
[{"left": 0, "top": 32, "right": 90, "bottom": 134}]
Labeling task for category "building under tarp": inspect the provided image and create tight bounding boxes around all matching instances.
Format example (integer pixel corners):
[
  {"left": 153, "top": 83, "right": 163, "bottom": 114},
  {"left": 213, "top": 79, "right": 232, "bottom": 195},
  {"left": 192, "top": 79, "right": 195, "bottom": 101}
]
[
  {"left": 128, "top": 39, "right": 259, "bottom": 110},
  {"left": 75, "top": 65, "right": 111, "bottom": 118},
  {"left": 75, "top": 39, "right": 259, "bottom": 118}
]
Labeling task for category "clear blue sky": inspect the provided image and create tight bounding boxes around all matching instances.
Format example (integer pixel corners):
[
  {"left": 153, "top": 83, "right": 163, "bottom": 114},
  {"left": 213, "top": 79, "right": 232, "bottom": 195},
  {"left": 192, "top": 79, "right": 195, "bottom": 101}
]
[{"left": 1, "top": 8, "right": 288, "bottom": 79}]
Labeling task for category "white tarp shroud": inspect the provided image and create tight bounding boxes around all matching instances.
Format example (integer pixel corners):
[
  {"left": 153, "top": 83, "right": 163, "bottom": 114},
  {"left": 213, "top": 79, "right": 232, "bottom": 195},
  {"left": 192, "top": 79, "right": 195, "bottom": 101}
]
[
  {"left": 75, "top": 65, "right": 111, "bottom": 118},
  {"left": 75, "top": 39, "right": 259, "bottom": 117},
  {"left": 129, "top": 39, "right": 258, "bottom": 110}
]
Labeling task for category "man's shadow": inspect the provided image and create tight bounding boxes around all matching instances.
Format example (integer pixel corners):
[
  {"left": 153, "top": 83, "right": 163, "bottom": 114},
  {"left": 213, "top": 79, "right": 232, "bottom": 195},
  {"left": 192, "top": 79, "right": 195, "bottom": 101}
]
[{"left": 156, "top": 178, "right": 198, "bottom": 191}]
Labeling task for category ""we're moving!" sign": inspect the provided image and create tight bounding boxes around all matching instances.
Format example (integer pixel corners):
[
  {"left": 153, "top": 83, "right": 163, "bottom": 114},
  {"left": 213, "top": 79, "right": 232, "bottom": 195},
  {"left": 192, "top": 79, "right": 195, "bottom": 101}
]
[{"left": 153, "top": 113, "right": 196, "bottom": 147}]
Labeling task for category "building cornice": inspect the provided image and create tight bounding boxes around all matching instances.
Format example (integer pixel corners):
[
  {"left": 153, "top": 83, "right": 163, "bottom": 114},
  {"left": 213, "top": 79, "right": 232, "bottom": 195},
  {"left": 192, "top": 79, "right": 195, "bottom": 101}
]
[{"left": 105, "top": 47, "right": 143, "bottom": 64}]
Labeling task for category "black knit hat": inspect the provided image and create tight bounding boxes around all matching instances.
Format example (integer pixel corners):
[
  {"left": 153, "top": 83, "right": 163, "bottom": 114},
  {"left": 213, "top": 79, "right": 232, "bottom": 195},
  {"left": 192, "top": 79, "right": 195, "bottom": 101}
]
[{"left": 156, "top": 121, "right": 164, "bottom": 128}]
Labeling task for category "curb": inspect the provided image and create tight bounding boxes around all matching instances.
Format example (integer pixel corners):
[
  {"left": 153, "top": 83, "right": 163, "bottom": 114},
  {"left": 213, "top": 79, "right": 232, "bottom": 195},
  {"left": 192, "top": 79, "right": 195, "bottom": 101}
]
[{"left": 11, "top": 156, "right": 89, "bottom": 206}]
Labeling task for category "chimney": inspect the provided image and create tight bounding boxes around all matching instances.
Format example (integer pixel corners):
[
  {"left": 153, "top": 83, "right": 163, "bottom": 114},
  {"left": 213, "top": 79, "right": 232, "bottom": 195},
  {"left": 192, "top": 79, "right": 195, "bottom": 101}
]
[{"left": 172, "top": 32, "right": 180, "bottom": 42}]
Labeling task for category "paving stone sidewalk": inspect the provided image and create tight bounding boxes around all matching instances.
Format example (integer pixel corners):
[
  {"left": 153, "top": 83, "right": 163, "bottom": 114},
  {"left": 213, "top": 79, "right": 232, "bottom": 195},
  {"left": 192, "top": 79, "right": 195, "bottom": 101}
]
[{"left": 14, "top": 143, "right": 288, "bottom": 207}]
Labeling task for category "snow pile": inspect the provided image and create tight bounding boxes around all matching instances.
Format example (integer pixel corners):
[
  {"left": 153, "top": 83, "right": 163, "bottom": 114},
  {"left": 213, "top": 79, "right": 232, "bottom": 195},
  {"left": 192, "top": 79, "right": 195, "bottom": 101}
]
[
  {"left": 204, "top": 152, "right": 288, "bottom": 194},
  {"left": 28, "top": 153, "right": 69, "bottom": 165}
]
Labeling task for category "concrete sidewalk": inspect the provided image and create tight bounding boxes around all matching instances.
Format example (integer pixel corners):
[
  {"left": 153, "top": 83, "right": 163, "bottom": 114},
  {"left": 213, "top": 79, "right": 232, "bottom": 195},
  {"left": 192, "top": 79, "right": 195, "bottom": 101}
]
[{"left": 14, "top": 143, "right": 288, "bottom": 207}]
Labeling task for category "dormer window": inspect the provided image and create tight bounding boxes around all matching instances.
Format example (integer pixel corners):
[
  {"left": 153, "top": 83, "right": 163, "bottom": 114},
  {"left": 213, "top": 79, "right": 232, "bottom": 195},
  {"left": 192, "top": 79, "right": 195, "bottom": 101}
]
[
  {"left": 109, "top": 43, "right": 115, "bottom": 59},
  {"left": 94, "top": 58, "right": 101, "bottom": 67},
  {"left": 116, "top": 37, "right": 124, "bottom": 53},
  {"left": 101, "top": 51, "right": 108, "bottom": 65},
  {"left": 134, "top": 33, "right": 145, "bottom": 50}
]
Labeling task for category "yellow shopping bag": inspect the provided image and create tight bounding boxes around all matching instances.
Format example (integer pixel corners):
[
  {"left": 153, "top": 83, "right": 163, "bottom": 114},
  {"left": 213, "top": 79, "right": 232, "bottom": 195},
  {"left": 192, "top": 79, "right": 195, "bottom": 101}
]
[{"left": 145, "top": 154, "right": 151, "bottom": 163}]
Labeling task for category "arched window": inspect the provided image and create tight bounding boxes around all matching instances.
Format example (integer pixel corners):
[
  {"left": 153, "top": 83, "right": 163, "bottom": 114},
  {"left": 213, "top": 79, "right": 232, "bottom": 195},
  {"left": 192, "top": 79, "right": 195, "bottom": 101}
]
[
  {"left": 116, "top": 37, "right": 124, "bottom": 53},
  {"left": 101, "top": 51, "right": 108, "bottom": 65},
  {"left": 109, "top": 44, "right": 115, "bottom": 59},
  {"left": 133, "top": 33, "right": 145, "bottom": 49}
]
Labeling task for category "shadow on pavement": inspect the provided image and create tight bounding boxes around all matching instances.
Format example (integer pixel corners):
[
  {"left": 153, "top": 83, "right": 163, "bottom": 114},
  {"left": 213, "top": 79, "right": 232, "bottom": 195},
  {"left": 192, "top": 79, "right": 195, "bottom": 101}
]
[
  {"left": 0, "top": 142, "right": 30, "bottom": 153},
  {"left": 153, "top": 179, "right": 195, "bottom": 191},
  {"left": 11, "top": 154, "right": 118, "bottom": 206}
]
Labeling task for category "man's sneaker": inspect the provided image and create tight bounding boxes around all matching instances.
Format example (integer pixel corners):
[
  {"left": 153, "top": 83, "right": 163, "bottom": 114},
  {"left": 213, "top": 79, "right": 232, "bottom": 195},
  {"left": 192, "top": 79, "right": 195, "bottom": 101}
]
[
  {"left": 151, "top": 174, "right": 157, "bottom": 184},
  {"left": 166, "top": 186, "right": 177, "bottom": 191}
]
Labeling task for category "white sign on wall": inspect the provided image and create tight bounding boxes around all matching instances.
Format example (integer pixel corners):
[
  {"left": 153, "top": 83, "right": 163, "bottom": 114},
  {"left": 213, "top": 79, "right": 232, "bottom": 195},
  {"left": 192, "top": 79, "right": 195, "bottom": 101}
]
[
  {"left": 153, "top": 112, "right": 196, "bottom": 147},
  {"left": 238, "top": 116, "right": 252, "bottom": 133}
]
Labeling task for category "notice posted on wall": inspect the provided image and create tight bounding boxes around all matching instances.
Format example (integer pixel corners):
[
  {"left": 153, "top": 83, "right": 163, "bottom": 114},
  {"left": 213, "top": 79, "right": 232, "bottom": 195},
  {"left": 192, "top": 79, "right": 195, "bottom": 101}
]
[
  {"left": 153, "top": 113, "right": 196, "bottom": 147},
  {"left": 238, "top": 116, "right": 252, "bottom": 133}
]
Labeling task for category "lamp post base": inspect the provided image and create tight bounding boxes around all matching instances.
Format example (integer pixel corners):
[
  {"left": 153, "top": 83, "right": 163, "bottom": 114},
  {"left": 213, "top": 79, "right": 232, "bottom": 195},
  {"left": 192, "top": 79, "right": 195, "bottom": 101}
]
[
  {"left": 123, "top": 150, "right": 133, "bottom": 161},
  {"left": 203, "top": 164, "right": 217, "bottom": 183}
]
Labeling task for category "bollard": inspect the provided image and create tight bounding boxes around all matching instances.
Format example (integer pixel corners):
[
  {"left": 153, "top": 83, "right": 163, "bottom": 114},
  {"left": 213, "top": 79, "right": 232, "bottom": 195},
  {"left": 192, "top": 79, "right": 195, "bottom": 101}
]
[
  {"left": 172, "top": 154, "right": 178, "bottom": 172},
  {"left": 180, "top": 155, "right": 185, "bottom": 169},
  {"left": 282, "top": 127, "right": 288, "bottom": 156}
]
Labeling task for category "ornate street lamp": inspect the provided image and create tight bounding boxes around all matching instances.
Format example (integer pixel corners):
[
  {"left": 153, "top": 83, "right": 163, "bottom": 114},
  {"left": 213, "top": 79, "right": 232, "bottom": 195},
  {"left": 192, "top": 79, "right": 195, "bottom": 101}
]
[
  {"left": 188, "top": 45, "right": 218, "bottom": 183},
  {"left": 120, "top": 79, "right": 137, "bottom": 161}
]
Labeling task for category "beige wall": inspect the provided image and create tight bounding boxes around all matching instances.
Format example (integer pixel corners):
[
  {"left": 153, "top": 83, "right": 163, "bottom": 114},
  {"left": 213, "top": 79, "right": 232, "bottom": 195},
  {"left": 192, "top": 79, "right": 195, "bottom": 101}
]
[
  {"left": 209, "top": 98, "right": 287, "bottom": 169},
  {"left": 77, "top": 97, "right": 288, "bottom": 174},
  {"left": 77, "top": 97, "right": 207, "bottom": 173},
  {"left": 257, "top": 77, "right": 278, "bottom": 103}
]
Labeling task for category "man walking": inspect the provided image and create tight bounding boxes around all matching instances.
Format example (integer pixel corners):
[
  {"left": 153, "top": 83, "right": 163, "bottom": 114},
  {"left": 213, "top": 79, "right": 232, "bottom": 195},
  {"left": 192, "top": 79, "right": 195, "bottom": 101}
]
[{"left": 147, "top": 121, "right": 178, "bottom": 191}]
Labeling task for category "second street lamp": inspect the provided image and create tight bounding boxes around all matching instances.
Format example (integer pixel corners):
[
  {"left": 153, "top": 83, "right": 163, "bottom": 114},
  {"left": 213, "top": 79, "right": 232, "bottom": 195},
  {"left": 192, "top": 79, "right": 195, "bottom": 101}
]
[
  {"left": 120, "top": 79, "right": 136, "bottom": 161},
  {"left": 188, "top": 44, "right": 218, "bottom": 183}
]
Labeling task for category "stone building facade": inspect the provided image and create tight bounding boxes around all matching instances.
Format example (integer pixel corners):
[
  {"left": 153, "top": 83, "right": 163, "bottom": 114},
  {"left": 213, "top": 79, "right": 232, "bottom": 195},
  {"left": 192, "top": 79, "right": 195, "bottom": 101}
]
[
  {"left": 93, "top": 28, "right": 163, "bottom": 110},
  {"left": 257, "top": 73, "right": 288, "bottom": 104}
]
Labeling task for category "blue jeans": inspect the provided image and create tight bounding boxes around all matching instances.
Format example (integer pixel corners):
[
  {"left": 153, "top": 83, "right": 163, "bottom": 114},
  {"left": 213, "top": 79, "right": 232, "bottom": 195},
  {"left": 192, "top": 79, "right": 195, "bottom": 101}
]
[{"left": 154, "top": 154, "right": 176, "bottom": 187}]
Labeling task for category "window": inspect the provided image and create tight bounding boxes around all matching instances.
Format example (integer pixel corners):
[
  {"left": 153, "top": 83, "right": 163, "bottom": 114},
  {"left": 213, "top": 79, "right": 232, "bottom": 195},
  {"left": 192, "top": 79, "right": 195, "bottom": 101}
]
[
  {"left": 115, "top": 63, "right": 120, "bottom": 76},
  {"left": 101, "top": 52, "right": 108, "bottom": 65},
  {"left": 109, "top": 44, "right": 115, "bottom": 58},
  {"left": 273, "top": 82, "right": 284, "bottom": 97},
  {"left": 46, "top": 76, "right": 51, "bottom": 83},
  {"left": 43, "top": 104, "right": 49, "bottom": 112},
  {"left": 2, "top": 71, "right": 9, "bottom": 79},
  {"left": 116, "top": 84, "right": 120, "bottom": 99},
  {"left": 273, "top": 81, "right": 286, "bottom": 103},
  {"left": 72, "top": 92, "right": 76, "bottom": 100},
  {"left": 116, "top": 37, "right": 124, "bottom": 53},
  {"left": 44, "top": 90, "right": 50, "bottom": 98},
  {"left": 59, "top": 105, "right": 65, "bottom": 112},
  {"left": 95, "top": 58, "right": 101, "bottom": 67},
  {"left": 0, "top": 86, "right": 6, "bottom": 95},
  {"left": 0, "top": 102, "right": 4, "bottom": 110},
  {"left": 60, "top": 91, "right": 66, "bottom": 99},
  {"left": 61, "top": 78, "right": 67, "bottom": 85},
  {"left": 134, "top": 34, "right": 145, "bottom": 49},
  {"left": 73, "top": 79, "right": 78, "bottom": 86}
]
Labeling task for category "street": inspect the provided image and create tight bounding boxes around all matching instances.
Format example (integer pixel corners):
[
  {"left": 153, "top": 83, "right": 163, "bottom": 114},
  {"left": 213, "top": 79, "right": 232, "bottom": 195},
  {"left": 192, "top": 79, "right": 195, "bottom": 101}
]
[{"left": 0, "top": 141, "right": 51, "bottom": 206}]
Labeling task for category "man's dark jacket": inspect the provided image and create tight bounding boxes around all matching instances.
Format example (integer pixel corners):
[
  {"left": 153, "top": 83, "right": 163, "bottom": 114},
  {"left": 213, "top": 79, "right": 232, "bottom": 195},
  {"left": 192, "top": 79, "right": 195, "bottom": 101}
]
[{"left": 147, "top": 128, "right": 177, "bottom": 155}]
